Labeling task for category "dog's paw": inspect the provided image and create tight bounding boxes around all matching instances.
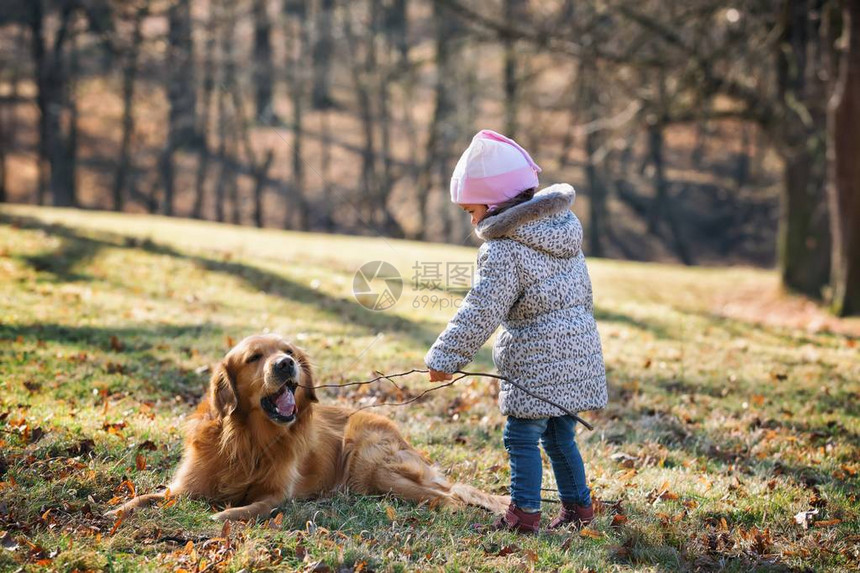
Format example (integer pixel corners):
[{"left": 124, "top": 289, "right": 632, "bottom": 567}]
[
  {"left": 211, "top": 509, "right": 240, "bottom": 522},
  {"left": 104, "top": 507, "right": 125, "bottom": 518}
]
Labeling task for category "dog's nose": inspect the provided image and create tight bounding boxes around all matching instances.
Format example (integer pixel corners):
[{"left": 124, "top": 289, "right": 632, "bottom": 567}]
[{"left": 275, "top": 356, "right": 295, "bottom": 374}]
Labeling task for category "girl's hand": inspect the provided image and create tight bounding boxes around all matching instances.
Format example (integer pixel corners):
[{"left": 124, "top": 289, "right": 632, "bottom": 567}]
[{"left": 429, "top": 369, "right": 453, "bottom": 382}]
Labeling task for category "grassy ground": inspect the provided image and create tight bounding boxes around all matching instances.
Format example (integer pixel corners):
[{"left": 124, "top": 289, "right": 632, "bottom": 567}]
[{"left": 0, "top": 205, "right": 857, "bottom": 572}]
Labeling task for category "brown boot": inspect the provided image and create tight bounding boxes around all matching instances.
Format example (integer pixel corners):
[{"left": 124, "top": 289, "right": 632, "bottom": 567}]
[
  {"left": 548, "top": 501, "right": 594, "bottom": 530},
  {"left": 484, "top": 503, "right": 541, "bottom": 534}
]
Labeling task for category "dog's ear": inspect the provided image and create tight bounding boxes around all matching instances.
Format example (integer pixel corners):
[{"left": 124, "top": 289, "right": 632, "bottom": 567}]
[
  {"left": 209, "top": 361, "right": 238, "bottom": 417},
  {"left": 298, "top": 357, "right": 318, "bottom": 403}
]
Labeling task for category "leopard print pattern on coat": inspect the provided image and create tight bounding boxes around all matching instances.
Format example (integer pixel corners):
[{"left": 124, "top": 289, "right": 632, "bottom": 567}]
[{"left": 425, "top": 183, "right": 608, "bottom": 418}]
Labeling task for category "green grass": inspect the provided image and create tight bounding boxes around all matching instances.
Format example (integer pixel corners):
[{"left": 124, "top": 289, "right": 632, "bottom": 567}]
[{"left": 0, "top": 205, "right": 858, "bottom": 572}]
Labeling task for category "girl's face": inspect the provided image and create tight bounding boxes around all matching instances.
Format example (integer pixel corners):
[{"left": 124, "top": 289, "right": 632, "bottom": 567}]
[{"left": 460, "top": 203, "right": 489, "bottom": 227}]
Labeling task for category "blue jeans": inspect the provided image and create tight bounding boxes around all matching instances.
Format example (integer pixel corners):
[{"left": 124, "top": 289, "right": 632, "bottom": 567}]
[{"left": 503, "top": 416, "right": 591, "bottom": 512}]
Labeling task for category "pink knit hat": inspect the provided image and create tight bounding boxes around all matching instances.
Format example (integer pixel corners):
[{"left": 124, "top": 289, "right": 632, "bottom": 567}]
[{"left": 450, "top": 129, "right": 541, "bottom": 208}]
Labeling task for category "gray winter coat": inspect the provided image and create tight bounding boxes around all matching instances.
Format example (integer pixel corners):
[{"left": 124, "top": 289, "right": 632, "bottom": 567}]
[{"left": 425, "top": 184, "right": 608, "bottom": 419}]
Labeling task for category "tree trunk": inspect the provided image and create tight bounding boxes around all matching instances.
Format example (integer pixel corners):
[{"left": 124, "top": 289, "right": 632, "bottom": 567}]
[
  {"left": 30, "top": 1, "right": 77, "bottom": 208},
  {"left": 252, "top": 0, "right": 275, "bottom": 123},
  {"left": 284, "top": 0, "right": 310, "bottom": 230},
  {"left": 344, "top": 2, "right": 379, "bottom": 228},
  {"left": 776, "top": 0, "right": 831, "bottom": 295},
  {"left": 420, "top": 0, "right": 460, "bottom": 241},
  {"left": 646, "top": 120, "right": 667, "bottom": 235},
  {"left": 311, "top": 0, "right": 335, "bottom": 109},
  {"left": 214, "top": 80, "right": 228, "bottom": 224},
  {"left": 647, "top": 120, "right": 694, "bottom": 265},
  {"left": 503, "top": 0, "right": 526, "bottom": 138},
  {"left": 778, "top": 151, "right": 830, "bottom": 295},
  {"left": 387, "top": 0, "right": 408, "bottom": 65},
  {"left": 318, "top": 109, "right": 334, "bottom": 231},
  {"left": 827, "top": 0, "right": 860, "bottom": 315},
  {"left": 30, "top": 0, "right": 49, "bottom": 205},
  {"left": 0, "top": 106, "right": 6, "bottom": 203},
  {"left": 161, "top": 0, "right": 198, "bottom": 216},
  {"left": 377, "top": 2, "right": 404, "bottom": 237},
  {"left": 585, "top": 126, "right": 604, "bottom": 258},
  {"left": 64, "top": 23, "right": 79, "bottom": 207},
  {"left": 214, "top": 2, "right": 235, "bottom": 224},
  {"left": 193, "top": 0, "right": 218, "bottom": 219},
  {"left": 253, "top": 150, "right": 274, "bottom": 228},
  {"left": 114, "top": 2, "right": 148, "bottom": 212}
]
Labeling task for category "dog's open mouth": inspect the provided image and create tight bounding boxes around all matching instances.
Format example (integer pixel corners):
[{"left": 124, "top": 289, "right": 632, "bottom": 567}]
[{"left": 261, "top": 385, "right": 297, "bottom": 423}]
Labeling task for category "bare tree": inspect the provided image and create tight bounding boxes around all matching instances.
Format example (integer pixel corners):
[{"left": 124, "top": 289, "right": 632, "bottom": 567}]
[
  {"left": 502, "top": 0, "right": 527, "bottom": 138},
  {"left": 192, "top": 0, "right": 218, "bottom": 219},
  {"left": 775, "top": 0, "right": 832, "bottom": 297},
  {"left": 827, "top": 0, "right": 860, "bottom": 315},
  {"left": 283, "top": 0, "right": 311, "bottom": 230},
  {"left": 113, "top": 1, "right": 149, "bottom": 212},
  {"left": 0, "top": 26, "right": 24, "bottom": 203},
  {"left": 252, "top": 0, "right": 276, "bottom": 123},
  {"left": 420, "top": 0, "right": 463, "bottom": 241},
  {"left": 29, "top": 0, "right": 80, "bottom": 207},
  {"left": 214, "top": 0, "right": 238, "bottom": 224},
  {"left": 160, "top": 0, "right": 198, "bottom": 216},
  {"left": 311, "top": 0, "right": 336, "bottom": 109}
]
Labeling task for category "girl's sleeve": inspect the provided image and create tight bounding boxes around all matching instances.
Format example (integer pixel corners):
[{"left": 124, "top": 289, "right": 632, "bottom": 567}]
[{"left": 424, "top": 242, "right": 520, "bottom": 373}]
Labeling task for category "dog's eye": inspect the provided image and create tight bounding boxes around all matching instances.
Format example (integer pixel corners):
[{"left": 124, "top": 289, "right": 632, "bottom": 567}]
[
  {"left": 246, "top": 353, "right": 262, "bottom": 363},
  {"left": 285, "top": 348, "right": 294, "bottom": 356}
]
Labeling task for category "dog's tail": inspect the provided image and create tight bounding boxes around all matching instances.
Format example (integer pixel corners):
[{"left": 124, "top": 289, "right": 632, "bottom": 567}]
[{"left": 450, "top": 483, "right": 510, "bottom": 515}]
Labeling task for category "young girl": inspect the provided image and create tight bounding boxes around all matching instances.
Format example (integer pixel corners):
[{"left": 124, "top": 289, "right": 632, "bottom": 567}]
[{"left": 425, "top": 129, "right": 608, "bottom": 533}]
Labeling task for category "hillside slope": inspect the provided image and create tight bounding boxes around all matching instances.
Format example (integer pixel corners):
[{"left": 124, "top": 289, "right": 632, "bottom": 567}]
[{"left": 0, "top": 206, "right": 857, "bottom": 572}]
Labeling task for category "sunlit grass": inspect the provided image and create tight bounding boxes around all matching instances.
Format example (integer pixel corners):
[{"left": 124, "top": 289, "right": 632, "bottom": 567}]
[{"left": 0, "top": 205, "right": 858, "bottom": 572}]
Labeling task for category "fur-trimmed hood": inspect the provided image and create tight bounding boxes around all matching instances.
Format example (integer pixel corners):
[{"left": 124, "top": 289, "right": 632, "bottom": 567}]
[{"left": 475, "top": 183, "right": 580, "bottom": 258}]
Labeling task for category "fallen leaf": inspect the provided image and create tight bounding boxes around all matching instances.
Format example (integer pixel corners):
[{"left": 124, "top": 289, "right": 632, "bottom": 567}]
[
  {"left": 618, "top": 469, "right": 637, "bottom": 482},
  {"left": 67, "top": 439, "right": 95, "bottom": 457},
  {"left": 135, "top": 454, "right": 146, "bottom": 471},
  {"left": 610, "top": 452, "right": 637, "bottom": 468},
  {"left": 23, "top": 381, "right": 41, "bottom": 394},
  {"left": 109, "top": 336, "right": 124, "bottom": 352},
  {"left": 117, "top": 479, "right": 135, "bottom": 498},
  {"left": 579, "top": 528, "right": 602, "bottom": 539},
  {"left": 108, "top": 511, "right": 125, "bottom": 536},
  {"left": 812, "top": 519, "right": 841, "bottom": 527},
  {"left": 28, "top": 427, "right": 45, "bottom": 443},
  {"left": 137, "top": 440, "right": 158, "bottom": 451},
  {"left": 295, "top": 542, "right": 306, "bottom": 560},
  {"left": 611, "top": 514, "right": 628, "bottom": 527},
  {"left": 560, "top": 536, "right": 574, "bottom": 551},
  {"left": 385, "top": 505, "right": 396, "bottom": 521}
]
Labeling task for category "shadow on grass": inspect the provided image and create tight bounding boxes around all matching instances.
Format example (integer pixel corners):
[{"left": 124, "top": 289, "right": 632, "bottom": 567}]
[
  {"left": 1, "top": 212, "right": 441, "bottom": 349},
  {"left": 0, "top": 321, "right": 225, "bottom": 402},
  {"left": 595, "top": 307, "right": 677, "bottom": 340}
]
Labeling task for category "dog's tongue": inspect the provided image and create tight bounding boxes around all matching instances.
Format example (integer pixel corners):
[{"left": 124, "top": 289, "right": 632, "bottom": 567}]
[{"left": 275, "top": 389, "right": 296, "bottom": 417}]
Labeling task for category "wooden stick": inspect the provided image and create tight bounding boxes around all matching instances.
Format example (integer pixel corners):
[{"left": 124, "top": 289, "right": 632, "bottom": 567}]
[{"left": 298, "top": 368, "right": 594, "bottom": 431}]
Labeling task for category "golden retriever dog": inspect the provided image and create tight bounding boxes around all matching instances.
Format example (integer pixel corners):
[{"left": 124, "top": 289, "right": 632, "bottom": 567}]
[{"left": 108, "top": 334, "right": 509, "bottom": 521}]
